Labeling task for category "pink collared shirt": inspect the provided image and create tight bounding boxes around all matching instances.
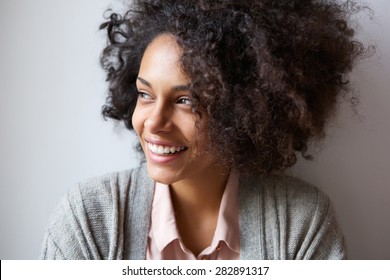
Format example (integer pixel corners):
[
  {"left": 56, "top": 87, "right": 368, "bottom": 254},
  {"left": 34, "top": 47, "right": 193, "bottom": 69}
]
[{"left": 146, "top": 169, "right": 240, "bottom": 260}]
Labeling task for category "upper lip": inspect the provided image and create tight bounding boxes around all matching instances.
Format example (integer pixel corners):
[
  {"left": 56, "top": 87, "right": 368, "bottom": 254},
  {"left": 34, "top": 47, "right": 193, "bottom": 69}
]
[{"left": 145, "top": 137, "right": 187, "bottom": 147}]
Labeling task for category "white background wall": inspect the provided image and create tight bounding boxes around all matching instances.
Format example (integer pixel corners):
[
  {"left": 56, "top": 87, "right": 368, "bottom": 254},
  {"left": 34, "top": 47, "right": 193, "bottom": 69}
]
[{"left": 0, "top": 0, "right": 389, "bottom": 259}]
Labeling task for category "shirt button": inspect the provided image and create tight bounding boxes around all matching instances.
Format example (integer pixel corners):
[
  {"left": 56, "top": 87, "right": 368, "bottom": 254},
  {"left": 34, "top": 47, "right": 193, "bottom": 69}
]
[{"left": 202, "top": 255, "right": 209, "bottom": 260}]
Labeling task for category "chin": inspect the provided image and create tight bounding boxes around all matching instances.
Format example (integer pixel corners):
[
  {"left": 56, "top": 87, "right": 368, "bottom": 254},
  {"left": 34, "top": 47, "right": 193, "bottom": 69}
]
[
  {"left": 147, "top": 166, "right": 179, "bottom": 185},
  {"left": 150, "top": 176, "right": 177, "bottom": 186}
]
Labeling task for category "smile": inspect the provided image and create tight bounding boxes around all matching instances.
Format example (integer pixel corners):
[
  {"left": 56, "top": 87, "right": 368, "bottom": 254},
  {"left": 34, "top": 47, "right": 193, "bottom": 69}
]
[{"left": 147, "top": 142, "right": 188, "bottom": 155}]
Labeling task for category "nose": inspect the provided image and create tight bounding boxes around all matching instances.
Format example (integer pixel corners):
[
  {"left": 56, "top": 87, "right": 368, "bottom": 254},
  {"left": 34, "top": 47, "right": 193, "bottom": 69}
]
[{"left": 144, "top": 101, "right": 173, "bottom": 134}]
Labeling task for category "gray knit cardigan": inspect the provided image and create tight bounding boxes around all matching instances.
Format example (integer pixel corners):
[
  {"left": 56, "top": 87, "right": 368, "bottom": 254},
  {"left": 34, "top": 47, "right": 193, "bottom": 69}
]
[{"left": 41, "top": 164, "right": 346, "bottom": 259}]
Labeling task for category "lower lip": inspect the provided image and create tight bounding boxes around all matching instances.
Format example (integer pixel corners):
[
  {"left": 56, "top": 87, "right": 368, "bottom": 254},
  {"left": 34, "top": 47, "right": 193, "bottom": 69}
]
[{"left": 146, "top": 145, "right": 186, "bottom": 164}]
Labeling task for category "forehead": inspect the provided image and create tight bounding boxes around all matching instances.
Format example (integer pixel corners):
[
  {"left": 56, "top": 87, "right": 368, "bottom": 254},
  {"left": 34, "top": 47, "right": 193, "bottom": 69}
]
[
  {"left": 145, "top": 33, "right": 181, "bottom": 54},
  {"left": 138, "top": 34, "right": 188, "bottom": 85},
  {"left": 140, "top": 34, "right": 181, "bottom": 67}
]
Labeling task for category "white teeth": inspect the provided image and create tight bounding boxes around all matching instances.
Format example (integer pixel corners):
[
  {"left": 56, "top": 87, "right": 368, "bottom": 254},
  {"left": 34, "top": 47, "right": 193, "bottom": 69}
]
[{"left": 148, "top": 142, "right": 186, "bottom": 155}]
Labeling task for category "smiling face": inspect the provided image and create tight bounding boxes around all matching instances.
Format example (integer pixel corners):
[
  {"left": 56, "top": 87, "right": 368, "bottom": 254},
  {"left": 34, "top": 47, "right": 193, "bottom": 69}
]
[{"left": 132, "top": 33, "right": 225, "bottom": 185}]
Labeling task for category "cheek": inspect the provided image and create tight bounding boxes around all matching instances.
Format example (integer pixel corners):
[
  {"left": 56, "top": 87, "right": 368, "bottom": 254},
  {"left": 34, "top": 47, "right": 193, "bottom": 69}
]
[
  {"left": 179, "top": 115, "right": 198, "bottom": 140},
  {"left": 188, "top": 120, "right": 210, "bottom": 153},
  {"left": 131, "top": 104, "right": 143, "bottom": 136}
]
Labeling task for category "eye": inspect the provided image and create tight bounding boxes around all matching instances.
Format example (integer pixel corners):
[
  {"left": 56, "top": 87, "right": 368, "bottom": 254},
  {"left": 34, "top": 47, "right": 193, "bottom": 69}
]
[
  {"left": 177, "top": 96, "right": 192, "bottom": 105},
  {"left": 138, "top": 92, "right": 152, "bottom": 100}
]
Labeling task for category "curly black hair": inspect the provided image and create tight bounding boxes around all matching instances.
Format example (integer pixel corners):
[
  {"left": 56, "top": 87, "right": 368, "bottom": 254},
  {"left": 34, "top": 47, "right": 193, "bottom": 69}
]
[{"left": 100, "top": 0, "right": 368, "bottom": 175}]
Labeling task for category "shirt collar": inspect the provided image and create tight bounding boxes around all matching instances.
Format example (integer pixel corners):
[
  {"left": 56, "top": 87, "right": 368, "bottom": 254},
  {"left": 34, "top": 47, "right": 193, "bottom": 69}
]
[
  {"left": 149, "top": 168, "right": 240, "bottom": 254},
  {"left": 207, "top": 167, "right": 240, "bottom": 254},
  {"left": 150, "top": 181, "right": 181, "bottom": 252}
]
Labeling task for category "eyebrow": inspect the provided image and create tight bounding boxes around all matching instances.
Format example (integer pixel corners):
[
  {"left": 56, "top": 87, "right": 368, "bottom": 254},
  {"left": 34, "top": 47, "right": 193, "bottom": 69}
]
[{"left": 137, "top": 77, "right": 191, "bottom": 92}]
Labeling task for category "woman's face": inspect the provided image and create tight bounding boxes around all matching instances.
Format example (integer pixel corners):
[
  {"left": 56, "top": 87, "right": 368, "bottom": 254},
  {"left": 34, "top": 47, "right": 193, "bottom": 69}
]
[{"left": 132, "top": 34, "right": 221, "bottom": 185}]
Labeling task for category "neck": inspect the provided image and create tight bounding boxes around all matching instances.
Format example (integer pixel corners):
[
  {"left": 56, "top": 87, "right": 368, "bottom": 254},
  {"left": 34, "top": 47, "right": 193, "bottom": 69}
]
[
  {"left": 169, "top": 164, "right": 230, "bottom": 256},
  {"left": 170, "top": 164, "right": 230, "bottom": 214}
]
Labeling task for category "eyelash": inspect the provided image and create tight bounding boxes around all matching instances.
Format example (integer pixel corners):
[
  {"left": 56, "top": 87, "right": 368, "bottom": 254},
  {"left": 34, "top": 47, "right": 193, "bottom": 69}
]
[
  {"left": 137, "top": 92, "right": 192, "bottom": 106},
  {"left": 138, "top": 92, "right": 152, "bottom": 100},
  {"left": 176, "top": 97, "right": 192, "bottom": 105}
]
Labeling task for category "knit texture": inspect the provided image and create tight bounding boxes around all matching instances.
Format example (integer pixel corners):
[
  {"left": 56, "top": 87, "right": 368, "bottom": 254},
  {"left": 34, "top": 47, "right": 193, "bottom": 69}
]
[{"left": 41, "top": 164, "right": 346, "bottom": 259}]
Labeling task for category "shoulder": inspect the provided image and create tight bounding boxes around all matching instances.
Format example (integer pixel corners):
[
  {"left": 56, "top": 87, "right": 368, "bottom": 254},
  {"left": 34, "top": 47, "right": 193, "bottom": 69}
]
[
  {"left": 241, "top": 173, "right": 329, "bottom": 211},
  {"left": 60, "top": 168, "right": 138, "bottom": 219},
  {"left": 265, "top": 174, "right": 329, "bottom": 209},
  {"left": 41, "top": 166, "right": 150, "bottom": 259},
  {"left": 64, "top": 164, "right": 152, "bottom": 215},
  {"left": 68, "top": 169, "right": 134, "bottom": 206},
  {"left": 245, "top": 173, "right": 334, "bottom": 230},
  {"left": 261, "top": 175, "right": 334, "bottom": 235},
  {"left": 239, "top": 174, "right": 345, "bottom": 259}
]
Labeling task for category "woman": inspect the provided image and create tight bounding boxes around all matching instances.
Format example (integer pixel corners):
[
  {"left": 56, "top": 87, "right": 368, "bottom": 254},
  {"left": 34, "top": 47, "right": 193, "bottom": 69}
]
[{"left": 41, "top": 0, "right": 367, "bottom": 259}]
